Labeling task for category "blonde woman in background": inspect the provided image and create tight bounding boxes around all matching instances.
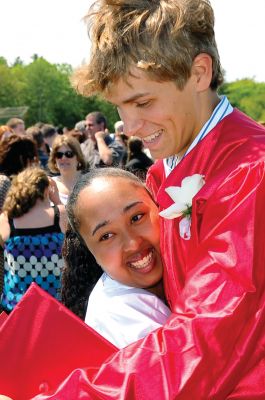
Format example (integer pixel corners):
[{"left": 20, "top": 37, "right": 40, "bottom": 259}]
[{"left": 48, "top": 135, "right": 87, "bottom": 205}]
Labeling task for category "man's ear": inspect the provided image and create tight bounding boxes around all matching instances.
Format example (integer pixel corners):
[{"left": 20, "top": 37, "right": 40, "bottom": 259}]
[{"left": 191, "top": 53, "right": 213, "bottom": 92}]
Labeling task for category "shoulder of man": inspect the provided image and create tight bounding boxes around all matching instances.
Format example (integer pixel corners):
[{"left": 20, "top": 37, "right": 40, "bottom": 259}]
[{"left": 81, "top": 138, "right": 94, "bottom": 149}]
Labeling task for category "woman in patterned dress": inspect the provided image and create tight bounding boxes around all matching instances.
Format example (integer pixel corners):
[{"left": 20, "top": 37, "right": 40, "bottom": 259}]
[{"left": 0, "top": 166, "right": 67, "bottom": 313}]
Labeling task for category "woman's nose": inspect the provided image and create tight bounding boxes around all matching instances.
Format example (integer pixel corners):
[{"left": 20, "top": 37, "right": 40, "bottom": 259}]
[{"left": 123, "top": 230, "right": 142, "bottom": 252}]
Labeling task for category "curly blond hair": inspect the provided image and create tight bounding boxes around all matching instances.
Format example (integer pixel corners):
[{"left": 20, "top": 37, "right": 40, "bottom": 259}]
[
  {"left": 3, "top": 167, "right": 49, "bottom": 218},
  {"left": 72, "top": 0, "right": 223, "bottom": 97}
]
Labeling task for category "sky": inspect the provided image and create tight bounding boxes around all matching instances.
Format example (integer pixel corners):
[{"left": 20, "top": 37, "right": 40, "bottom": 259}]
[{"left": 0, "top": 0, "right": 264, "bottom": 83}]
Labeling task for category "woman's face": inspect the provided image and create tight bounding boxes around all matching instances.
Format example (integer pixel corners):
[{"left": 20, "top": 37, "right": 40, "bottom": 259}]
[
  {"left": 76, "top": 176, "right": 163, "bottom": 289},
  {"left": 54, "top": 144, "right": 78, "bottom": 173}
]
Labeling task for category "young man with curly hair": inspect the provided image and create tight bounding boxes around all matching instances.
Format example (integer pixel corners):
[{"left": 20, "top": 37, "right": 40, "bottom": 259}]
[{"left": 7, "top": 1, "right": 265, "bottom": 398}]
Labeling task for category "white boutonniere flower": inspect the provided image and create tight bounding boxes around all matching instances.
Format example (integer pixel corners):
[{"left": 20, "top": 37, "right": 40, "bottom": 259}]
[{"left": 159, "top": 174, "right": 205, "bottom": 240}]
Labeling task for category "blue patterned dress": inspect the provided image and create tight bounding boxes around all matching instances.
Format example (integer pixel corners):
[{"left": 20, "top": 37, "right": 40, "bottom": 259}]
[{"left": 1, "top": 205, "right": 64, "bottom": 312}]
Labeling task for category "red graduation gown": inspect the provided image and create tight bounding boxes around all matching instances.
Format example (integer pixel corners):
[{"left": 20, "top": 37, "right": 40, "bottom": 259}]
[
  {"left": 4, "top": 109, "right": 265, "bottom": 399},
  {"left": 0, "top": 284, "right": 116, "bottom": 400},
  {"left": 146, "top": 109, "right": 265, "bottom": 398}
]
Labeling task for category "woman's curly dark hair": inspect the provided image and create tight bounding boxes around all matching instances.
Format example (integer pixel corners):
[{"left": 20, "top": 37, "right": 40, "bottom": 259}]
[{"left": 61, "top": 226, "right": 103, "bottom": 320}]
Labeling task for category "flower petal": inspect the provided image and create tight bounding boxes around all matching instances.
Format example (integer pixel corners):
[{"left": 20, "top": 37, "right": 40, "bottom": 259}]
[
  {"left": 180, "top": 174, "right": 205, "bottom": 203},
  {"left": 179, "top": 216, "right": 191, "bottom": 240},
  {"left": 159, "top": 203, "right": 186, "bottom": 219},
  {"left": 164, "top": 186, "right": 182, "bottom": 203}
]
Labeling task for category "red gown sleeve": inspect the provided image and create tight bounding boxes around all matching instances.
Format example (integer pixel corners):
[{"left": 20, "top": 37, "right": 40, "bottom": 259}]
[
  {"left": 28, "top": 162, "right": 265, "bottom": 399},
  {"left": 145, "top": 159, "right": 164, "bottom": 201}
]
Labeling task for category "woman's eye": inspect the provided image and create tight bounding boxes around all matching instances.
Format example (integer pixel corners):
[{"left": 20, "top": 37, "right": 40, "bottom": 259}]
[
  {"left": 131, "top": 213, "right": 144, "bottom": 223},
  {"left": 99, "top": 233, "right": 113, "bottom": 242}
]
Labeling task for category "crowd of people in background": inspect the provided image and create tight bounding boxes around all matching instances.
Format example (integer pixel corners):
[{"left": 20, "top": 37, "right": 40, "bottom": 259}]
[{"left": 0, "top": 111, "right": 154, "bottom": 315}]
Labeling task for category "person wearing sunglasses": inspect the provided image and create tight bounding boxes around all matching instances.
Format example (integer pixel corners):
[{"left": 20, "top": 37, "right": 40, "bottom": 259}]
[{"left": 48, "top": 135, "right": 87, "bottom": 206}]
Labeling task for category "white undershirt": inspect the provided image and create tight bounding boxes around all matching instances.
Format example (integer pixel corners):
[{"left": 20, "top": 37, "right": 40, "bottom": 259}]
[
  {"left": 51, "top": 176, "right": 68, "bottom": 205},
  {"left": 85, "top": 273, "right": 171, "bottom": 349}
]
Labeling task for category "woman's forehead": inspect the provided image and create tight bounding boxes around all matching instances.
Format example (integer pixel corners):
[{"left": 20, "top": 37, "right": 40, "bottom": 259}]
[{"left": 77, "top": 177, "right": 150, "bottom": 208}]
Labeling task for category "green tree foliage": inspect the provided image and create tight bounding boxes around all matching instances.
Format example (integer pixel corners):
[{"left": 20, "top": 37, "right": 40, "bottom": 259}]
[
  {"left": 12, "top": 57, "right": 24, "bottom": 66},
  {"left": 0, "top": 57, "right": 8, "bottom": 66},
  {"left": 0, "top": 56, "right": 119, "bottom": 130},
  {"left": 1, "top": 56, "right": 264, "bottom": 128},
  {"left": 0, "top": 57, "right": 24, "bottom": 107},
  {"left": 220, "top": 79, "right": 265, "bottom": 122}
]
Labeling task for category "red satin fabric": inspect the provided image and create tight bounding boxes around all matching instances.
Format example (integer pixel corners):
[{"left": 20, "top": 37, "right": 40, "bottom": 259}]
[
  {"left": 0, "top": 284, "right": 116, "bottom": 400},
  {"left": 2, "top": 110, "right": 265, "bottom": 399},
  {"left": 0, "top": 310, "right": 8, "bottom": 327}
]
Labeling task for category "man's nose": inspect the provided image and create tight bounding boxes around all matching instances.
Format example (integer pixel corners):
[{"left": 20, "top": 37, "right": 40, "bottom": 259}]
[{"left": 122, "top": 115, "right": 143, "bottom": 138}]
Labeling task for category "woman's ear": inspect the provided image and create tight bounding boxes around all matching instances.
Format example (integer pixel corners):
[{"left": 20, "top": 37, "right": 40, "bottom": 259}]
[{"left": 191, "top": 53, "right": 213, "bottom": 92}]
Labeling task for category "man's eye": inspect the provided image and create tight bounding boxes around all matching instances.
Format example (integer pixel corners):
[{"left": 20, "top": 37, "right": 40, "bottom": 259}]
[
  {"left": 137, "top": 101, "right": 150, "bottom": 108},
  {"left": 99, "top": 233, "right": 113, "bottom": 242},
  {"left": 131, "top": 213, "right": 144, "bottom": 223}
]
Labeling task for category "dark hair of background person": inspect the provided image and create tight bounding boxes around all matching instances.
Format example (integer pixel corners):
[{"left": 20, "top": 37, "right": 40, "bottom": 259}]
[
  {"left": 67, "top": 128, "right": 86, "bottom": 144},
  {"left": 125, "top": 136, "right": 153, "bottom": 180},
  {"left": 41, "top": 124, "right": 57, "bottom": 139},
  {"left": 0, "top": 134, "right": 38, "bottom": 176},
  {"left": 61, "top": 226, "right": 103, "bottom": 320},
  {"left": 86, "top": 111, "right": 107, "bottom": 130},
  {"left": 126, "top": 137, "right": 147, "bottom": 161},
  {"left": 26, "top": 126, "right": 44, "bottom": 149},
  {"left": 26, "top": 126, "right": 49, "bottom": 169}
]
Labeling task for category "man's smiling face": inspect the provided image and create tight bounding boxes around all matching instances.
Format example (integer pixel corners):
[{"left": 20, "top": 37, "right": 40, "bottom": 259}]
[{"left": 106, "top": 67, "right": 203, "bottom": 160}]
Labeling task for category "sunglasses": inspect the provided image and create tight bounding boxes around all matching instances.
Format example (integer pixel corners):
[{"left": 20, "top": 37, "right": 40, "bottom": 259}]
[{"left": 55, "top": 150, "right": 75, "bottom": 159}]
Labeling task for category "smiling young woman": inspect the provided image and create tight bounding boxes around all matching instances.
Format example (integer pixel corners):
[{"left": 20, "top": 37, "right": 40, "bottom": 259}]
[
  {"left": 61, "top": 167, "right": 170, "bottom": 348},
  {"left": 48, "top": 134, "right": 87, "bottom": 205}
]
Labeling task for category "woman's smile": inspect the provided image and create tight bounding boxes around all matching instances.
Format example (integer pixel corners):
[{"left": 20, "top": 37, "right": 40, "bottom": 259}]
[
  {"left": 127, "top": 247, "right": 155, "bottom": 272},
  {"left": 77, "top": 176, "right": 163, "bottom": 290}
]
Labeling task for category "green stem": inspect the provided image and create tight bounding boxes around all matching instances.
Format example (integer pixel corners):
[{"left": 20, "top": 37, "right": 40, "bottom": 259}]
[{"left": 182, "top": 205, "right": 192, "bottom": 217}]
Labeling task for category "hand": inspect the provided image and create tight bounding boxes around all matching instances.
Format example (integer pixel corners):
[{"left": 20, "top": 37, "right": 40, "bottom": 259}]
[
  {"left": 48, "top": 178, "right": 62, "bottom": 205},
  {"left": 95, "top": 129, "right": 109, "bottom": 140}
]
